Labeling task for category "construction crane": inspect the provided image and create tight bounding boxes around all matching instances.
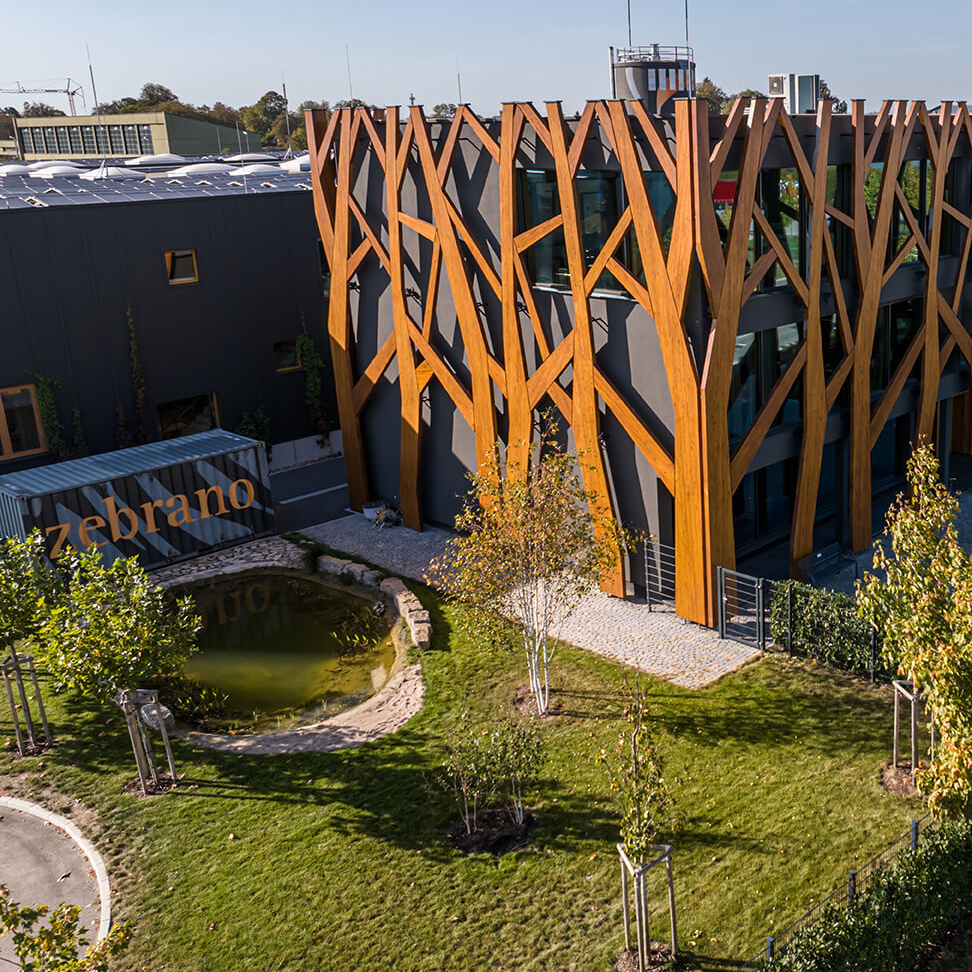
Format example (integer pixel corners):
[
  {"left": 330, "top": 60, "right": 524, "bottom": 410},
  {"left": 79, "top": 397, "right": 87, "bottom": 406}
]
[{"left": 0, "top": 79, "right": 86, "bottom": 115}]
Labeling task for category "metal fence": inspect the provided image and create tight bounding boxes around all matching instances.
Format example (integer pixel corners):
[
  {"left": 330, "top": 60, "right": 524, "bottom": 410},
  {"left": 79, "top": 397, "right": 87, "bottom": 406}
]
[
  {"left": 630, "top": 536, "right": 677, "bottom": 610},
  {"left": 716, "top": 566, "right": 767, "bottom": 648},
  {"left": 737, "top": 814, "right": 935, "bottom": 968},
  {"left": 716, "top": 567, "right": 887, "bottom": 682}
]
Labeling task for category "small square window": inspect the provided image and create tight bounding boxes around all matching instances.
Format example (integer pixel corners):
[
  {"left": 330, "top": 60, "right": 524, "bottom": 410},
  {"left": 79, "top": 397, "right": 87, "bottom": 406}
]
[
  {"left": 274, "top": 340, "right": 301, "bottom": 372},
  {"left": 157, "top": 394, "right": 218, "bottom": 439},
  {"left": 165, "top": 249, "right": 199, "bottom": 285}
]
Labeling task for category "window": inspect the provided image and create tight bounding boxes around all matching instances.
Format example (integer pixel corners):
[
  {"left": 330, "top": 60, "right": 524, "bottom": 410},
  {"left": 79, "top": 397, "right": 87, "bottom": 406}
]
[
  {"left": 0, "top": 385, "right": 45, "bottom": 460},
  {"left": 942, "top": 156, "right": 968, "bottom": 258},
  {"left": 68, "top": 127, "right": 83, "bottom": 153},
  {"left": 518, "top": 169, "right": 624, "bottom": 291},
  {"left": 165, "top": 250, "right": 199, "bottom": 285},
  {"left": 81, "top": 126, "right": 96, "bottom": 154},
  {"left": 55, "top": 126, "right": 70, "bottom": 153},
  {"left": 870, "top": 298, "right": 922, "bottom": 394},
  {"left": 727, "top": 323, "right": 805, "bottom": 441},
  {"left": 759, "top": 166, "right": 803, "bottom": 289},
  {"left": 274, "top": 340, "right": 301, "bottom": 372},
  {"left": 157, "top": 394, "right": 218, "bottom": 439},
  {"left": 108, "top": 125, "right": 124, "bottom": 154},
  {"left": 123, "top": 125, "right": 139, "bottom": 154},
  {"left": 137, "top": 125, "right": 154, "bottom": 154}
]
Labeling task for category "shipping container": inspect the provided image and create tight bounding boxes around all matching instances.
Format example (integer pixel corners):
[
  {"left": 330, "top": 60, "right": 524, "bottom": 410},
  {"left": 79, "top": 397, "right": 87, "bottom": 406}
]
[{"left": 0, "top": 431, "right": 274, "bottom": 569}]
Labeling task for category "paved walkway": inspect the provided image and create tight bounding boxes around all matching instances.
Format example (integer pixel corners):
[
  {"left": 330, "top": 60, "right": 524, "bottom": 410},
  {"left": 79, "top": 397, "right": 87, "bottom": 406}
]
[
  {"left": 0, "top": 798, "right": 110, "bottom": 965},
  {"left": 304, "top": 516, "right": 759, "bottom": 690}
]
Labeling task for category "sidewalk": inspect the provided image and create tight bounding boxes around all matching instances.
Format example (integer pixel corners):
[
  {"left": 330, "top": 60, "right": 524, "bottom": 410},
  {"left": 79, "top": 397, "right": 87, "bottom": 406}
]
[
  {"left": 0, "top": 798, "right": 109, "bottom": 964},
  {"left": 303, "top": 515, "right": 759, "bottom": 690}
]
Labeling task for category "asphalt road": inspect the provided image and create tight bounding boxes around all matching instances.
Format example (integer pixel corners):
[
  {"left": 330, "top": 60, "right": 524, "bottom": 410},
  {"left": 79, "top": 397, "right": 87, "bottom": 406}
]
[{"left": 0, "top": 807, "right": 99, "bottom": 964}]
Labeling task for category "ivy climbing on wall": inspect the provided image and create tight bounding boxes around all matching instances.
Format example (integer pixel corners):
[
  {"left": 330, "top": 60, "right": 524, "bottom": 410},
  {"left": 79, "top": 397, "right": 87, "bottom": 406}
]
[
  {"left": 33, "top": 375, "right": 66, "bottom": 459},
  {"left": 126, "top": 307, "right": 152, "bottom": 444},
  {"left": 295, "top": 315, "right": 330, "bottom": 439}
]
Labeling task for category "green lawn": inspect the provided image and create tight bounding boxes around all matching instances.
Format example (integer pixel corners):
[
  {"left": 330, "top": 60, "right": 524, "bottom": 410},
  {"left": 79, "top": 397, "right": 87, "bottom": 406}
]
[{"left": 1, "top": 580, "right": 922, "bottom": 972}]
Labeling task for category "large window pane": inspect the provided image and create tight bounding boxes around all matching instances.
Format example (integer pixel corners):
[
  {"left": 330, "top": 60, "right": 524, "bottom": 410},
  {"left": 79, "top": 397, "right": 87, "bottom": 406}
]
[
  {"left": 157, "top": 394, "right": 217, "bottom": 439},
  {"left": 520, "top": 170, "right": 568, "bottom": 286},
  {"left": 761, "top": 167, "right": 802, "bottom": 289},
  {"left": 577, "top": 171, "right": 621, "bottom": 290},
  {"left": 1, "top": 387, "right": 42, "bottom": 455},
  {"left": 728, "top": 334, "right": 758, "bottom": 441},
  {"left": 768, "top": 322, "right": 803, "bottom": 426}
]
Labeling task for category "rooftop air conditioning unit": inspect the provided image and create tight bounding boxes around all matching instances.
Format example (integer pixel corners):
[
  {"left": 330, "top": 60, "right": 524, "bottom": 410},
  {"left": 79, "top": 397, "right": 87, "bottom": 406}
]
[{"left": 768, "top": 73, "right": 820, "bottom": 114}]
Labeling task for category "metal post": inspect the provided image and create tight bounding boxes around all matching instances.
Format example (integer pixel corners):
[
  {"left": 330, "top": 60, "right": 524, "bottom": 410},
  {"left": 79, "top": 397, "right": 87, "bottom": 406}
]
[
  {"left": 644, "top": 538, "right": 651, "bottom": 611},
  {"left": 666, "top": 851, "right": 678, "bottom": 958},
  {"left": 26, "top": 657, "right": 51, "bottom": 744},
  {"left": 848, "top": 869, "right": 856, "bottom": 906},
  {"left": 2, "top": 662, "right": 26, "bottom": 755},
  {"left": 786, "top": 581, "right": 793, "bottom": 657},
  {"left": 621, "top": 860, "right": 631, "bottom": 951},
  {"left": 756, "top": 578, "right": 766, "bottom": 651},
  {"left": 911, "top": 819, "right": 919, "bottom": 851},
  {"left": 766, "top": 936, "right": 775, "bottom": 960},
  {"left": 893, "top": 688, "right": 900, "bottom": 768},
  {"left": 717, "top": 567, "right": 726, "bottom": 639},
  {"left": 911, "top": 693, "right": 918, "bottom": 774}
]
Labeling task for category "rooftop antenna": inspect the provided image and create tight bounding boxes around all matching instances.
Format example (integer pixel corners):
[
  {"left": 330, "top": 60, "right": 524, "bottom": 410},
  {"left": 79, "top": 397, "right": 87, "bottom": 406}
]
[
  {"left": 235, "top": 122, "right": 248, "bottom": 194},
  {"left": 685, "top": 0, "right": 690, "bottom": 46},
  {"left": 85, "top": 43, "right": 108, "bottom": 171},
  {"left": 409, "top": 93, "right": 416, "bottom": 107},
  {"left": 282, "top": 72, "right": 293, "bottom": 158},
  {"left": 626, "top": 0, "right": 632, "bottom": 47},
  {"left": 346, "top": 44, "right": 354, "bottom": 103},
  {"left": 456, "top": 57, "right": 463, "bottom": 104}
]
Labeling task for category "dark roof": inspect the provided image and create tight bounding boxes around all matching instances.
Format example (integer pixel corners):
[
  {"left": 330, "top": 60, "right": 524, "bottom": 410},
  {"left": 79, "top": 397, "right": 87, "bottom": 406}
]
[
  {"left": 0, "top": 431, "right": 260, "bottom": 497},
  {"left": 0, "top": 171, "right": 313, "bottom": 212}
]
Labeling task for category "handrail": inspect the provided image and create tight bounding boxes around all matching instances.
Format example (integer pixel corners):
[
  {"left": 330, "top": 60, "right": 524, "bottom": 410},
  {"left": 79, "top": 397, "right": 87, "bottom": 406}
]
[{"left": 615, "top": 45, "right": 695, "bottom": 63}]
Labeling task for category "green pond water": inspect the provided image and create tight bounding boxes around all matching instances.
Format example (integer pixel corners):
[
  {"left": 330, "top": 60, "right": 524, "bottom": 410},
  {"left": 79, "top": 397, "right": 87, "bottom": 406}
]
[{"left": 180, "top": 572, "right": 396, "bottom": 729}]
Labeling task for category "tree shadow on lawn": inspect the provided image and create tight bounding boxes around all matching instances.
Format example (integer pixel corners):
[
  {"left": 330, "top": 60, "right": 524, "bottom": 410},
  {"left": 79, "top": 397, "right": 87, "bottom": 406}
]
[{"left": 635, "top": 671, "right": 892, "bottom": 757}]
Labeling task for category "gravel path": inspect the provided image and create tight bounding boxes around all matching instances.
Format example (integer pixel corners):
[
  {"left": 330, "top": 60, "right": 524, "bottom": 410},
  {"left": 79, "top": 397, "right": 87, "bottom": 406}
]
[{"left": 304, "top": 515, "right": 759, "bottom": 690}]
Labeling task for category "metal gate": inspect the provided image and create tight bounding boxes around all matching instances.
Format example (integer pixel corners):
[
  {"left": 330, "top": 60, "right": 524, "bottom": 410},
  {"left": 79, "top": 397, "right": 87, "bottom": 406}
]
[{"left": 716, "top": 566, "right": 768, "bottom": 649}]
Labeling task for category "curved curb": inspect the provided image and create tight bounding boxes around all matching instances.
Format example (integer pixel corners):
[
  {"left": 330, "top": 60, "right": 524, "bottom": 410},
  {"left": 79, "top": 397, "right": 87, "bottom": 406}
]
[
  {"left": 0, "top": 797, "right": 111, "bottom": 942},
  {"left": 185, "top": 659, "right": 425, "bottom": 754}
]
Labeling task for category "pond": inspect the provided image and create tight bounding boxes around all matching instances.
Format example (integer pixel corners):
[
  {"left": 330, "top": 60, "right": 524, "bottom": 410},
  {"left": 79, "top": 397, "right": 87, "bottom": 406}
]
[{"left": 178, "top": 571, "right": 396, "bottom": 731}]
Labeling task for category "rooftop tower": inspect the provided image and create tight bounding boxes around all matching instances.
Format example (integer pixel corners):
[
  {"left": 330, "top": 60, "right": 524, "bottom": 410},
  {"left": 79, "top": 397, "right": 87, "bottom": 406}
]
[{"left": 610, "top": 45, "right": 696, "bottom": 116}]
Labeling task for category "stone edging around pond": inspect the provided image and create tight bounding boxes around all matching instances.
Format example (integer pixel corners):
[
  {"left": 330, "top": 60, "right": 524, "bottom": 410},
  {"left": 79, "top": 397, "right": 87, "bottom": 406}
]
[{"left": 151, "top": 536, "right": 428, "bottom": 755}]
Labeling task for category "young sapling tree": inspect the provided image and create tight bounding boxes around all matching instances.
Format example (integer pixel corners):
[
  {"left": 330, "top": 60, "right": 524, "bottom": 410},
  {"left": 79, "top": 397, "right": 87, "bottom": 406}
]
[{"left": 429, "top": 416, "right": 623, "bottom": 715}]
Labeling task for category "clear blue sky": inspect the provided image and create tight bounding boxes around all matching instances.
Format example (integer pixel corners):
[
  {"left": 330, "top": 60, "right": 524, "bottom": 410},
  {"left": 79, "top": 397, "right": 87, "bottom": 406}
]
[{"left": 3, "top": 0, "right": 970, "bottom": 116}]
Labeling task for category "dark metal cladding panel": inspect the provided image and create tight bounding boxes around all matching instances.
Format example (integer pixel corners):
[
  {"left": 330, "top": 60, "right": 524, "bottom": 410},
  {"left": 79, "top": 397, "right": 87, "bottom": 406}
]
[{"left": 16, "top": 443, "right": 273, "bottom": 569}]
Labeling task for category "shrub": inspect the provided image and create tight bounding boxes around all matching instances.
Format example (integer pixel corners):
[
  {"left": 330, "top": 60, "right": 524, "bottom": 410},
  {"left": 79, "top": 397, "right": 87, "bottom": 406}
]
[
  {"left": 436, "top": 719, "right": 545, "bottom": 833},
  {"left": 488, "top": 720, "right": 544, "bottom": 826},
  {"left": 768, "top": 581, "right": 885, "bottom": 679},
  {"left": 769, "top": 818, "right": 972, "bottom": 971},
  {"left": 437, "top": 731, "right": 498, "bottom": 835}
]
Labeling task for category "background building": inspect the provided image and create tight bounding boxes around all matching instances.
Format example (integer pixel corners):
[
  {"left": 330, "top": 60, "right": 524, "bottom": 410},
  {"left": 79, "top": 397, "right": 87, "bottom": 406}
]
[
  {"left": 14, "top": 112, "right": 262, "bottom": 160},
  {"left": 0, "top": 171, "right": 336, "bottom": 492}
]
